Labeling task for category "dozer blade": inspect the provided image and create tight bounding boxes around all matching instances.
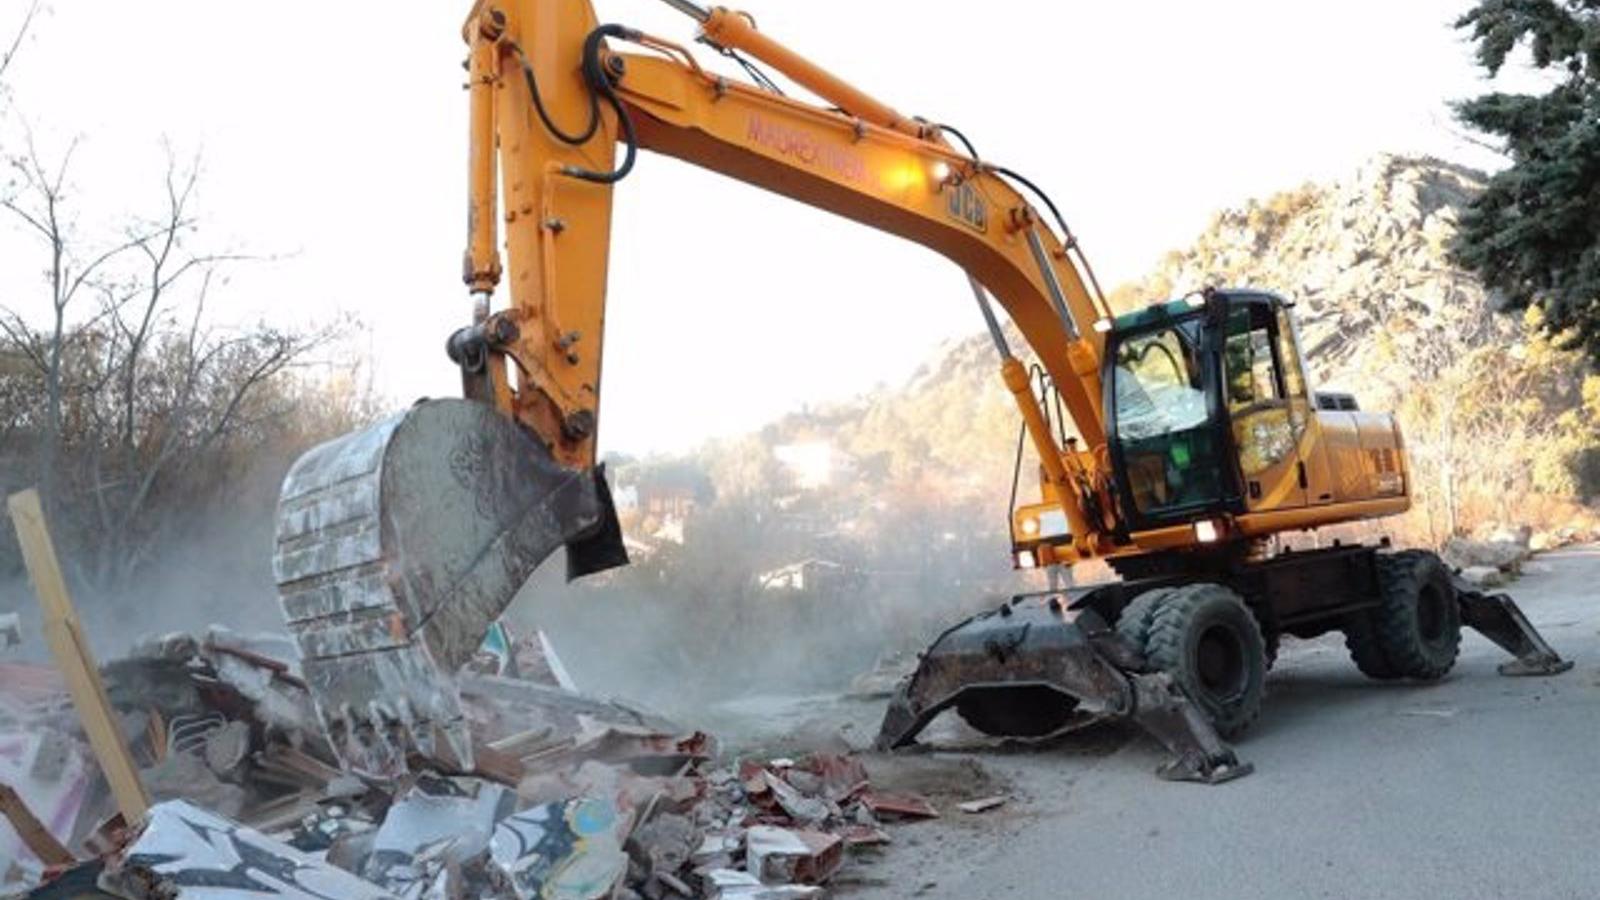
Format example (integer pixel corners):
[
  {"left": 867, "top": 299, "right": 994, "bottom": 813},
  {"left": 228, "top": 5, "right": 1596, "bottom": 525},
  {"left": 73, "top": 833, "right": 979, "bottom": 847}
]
[
  {"left": 1454, "top": 580, "right": 1575, "bottom": 677},
  {"left": 272, "top": 398, "right": 626, "bottom": 777},
  {"left": 877, "top": 596, "right": 1251, "bottom": 784}
]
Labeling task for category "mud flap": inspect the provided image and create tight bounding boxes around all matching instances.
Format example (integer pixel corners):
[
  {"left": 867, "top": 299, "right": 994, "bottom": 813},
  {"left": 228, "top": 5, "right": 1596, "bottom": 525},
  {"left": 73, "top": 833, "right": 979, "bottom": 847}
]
[
  {"left": 273, "top": 398, "right": 624, "bottom": 777},
  {"left": 1454, "top": 581, "right": 1574, "bottom": 676},
  {"left": 876, "top": 596, "right": 1251, "bottom": 784}
]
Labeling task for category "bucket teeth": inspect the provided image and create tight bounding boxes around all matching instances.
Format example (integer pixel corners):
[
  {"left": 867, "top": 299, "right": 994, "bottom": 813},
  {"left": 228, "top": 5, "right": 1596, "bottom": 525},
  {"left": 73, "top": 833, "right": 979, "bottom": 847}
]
[{"left": 273, "top": 398, "right": 625, "bottom": 777}]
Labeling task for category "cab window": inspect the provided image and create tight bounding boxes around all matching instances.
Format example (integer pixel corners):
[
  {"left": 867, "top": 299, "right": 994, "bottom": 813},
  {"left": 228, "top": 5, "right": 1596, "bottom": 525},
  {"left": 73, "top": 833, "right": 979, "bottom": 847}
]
[
  {"left": 1223, "top": 304, "right": 1300, "bottom": 479},
  {"left": 1112, "top": 319, "right": 1228, "bottom": 518}
]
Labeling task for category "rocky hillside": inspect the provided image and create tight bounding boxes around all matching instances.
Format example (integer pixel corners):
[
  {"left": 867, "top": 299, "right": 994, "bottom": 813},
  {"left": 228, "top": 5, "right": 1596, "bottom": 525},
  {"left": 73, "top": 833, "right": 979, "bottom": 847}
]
[{"left": 1121, "top": 155, "right": 1506, "bottom": 405}]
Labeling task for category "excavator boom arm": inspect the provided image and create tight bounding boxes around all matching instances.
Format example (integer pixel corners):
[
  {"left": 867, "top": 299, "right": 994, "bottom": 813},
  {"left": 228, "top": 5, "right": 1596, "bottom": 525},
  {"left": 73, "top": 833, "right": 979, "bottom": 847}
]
[{"left": 460, "top": 0, "right": 1112, "bottom": 512}]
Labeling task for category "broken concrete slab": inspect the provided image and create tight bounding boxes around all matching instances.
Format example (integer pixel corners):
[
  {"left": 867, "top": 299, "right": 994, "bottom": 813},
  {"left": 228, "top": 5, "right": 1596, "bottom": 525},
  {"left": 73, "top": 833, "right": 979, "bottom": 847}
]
[
  {"left": 362, "top": 775, "right": 513, "bottom": 897},
  {"left": 142, "top": 751, "right": 249, "bottom": 821},
  {"left": 761, "top": 773, "right": 830, "bottom": 826},
  {"left": 630, "top": 811, "right": 698, "bottom": 882},
  {"left": 744, "top": 826, "right": 842, "bottom": 886},
  {"left": 1442, "top": 538, "right": 1529, "bottom": 573},
  {"left": 1459, "top": 565, "right": 1508, "bottom": 588}
]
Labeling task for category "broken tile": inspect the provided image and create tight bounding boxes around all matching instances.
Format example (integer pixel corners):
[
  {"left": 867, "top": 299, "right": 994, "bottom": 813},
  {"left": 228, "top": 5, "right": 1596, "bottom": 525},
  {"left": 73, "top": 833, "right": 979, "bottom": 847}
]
[
  {"left": 859, "top": 791, "right": 938, "bottom": 821},
  {"left": 838, "top": 825, "right": 891, "bottom": 847},
  {"left": 762, "top": 774, "right": 829, "bottom": 826}
]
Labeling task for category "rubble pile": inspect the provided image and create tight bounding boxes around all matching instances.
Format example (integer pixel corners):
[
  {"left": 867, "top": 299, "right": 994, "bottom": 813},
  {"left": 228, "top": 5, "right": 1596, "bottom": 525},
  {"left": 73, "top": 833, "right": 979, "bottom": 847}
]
[{"left": 1, "top": 624, "right": 934, "bottom": 899}]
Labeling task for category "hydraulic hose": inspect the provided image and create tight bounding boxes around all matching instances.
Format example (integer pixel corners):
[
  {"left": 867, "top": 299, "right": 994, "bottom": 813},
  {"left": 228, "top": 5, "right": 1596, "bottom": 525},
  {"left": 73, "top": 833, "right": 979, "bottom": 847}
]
[{"left": 560, "top": 24, "right": 641, "bottom": 185}]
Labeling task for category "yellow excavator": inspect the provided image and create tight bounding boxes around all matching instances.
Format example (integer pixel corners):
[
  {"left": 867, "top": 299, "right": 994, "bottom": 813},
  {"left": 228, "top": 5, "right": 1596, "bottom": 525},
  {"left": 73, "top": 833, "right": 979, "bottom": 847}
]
[{"left": 272, "top": 0, "right": 1571, "bottom": 783}]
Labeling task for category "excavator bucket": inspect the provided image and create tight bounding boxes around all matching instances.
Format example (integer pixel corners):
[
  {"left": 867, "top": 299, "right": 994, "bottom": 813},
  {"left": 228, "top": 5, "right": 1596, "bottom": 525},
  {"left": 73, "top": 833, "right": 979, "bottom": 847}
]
[
  {"left": 877, "top": 595, "right": 1252, "bottom": 784},
  {"left": 272, "top": 398, "right": 625, "bottom": 777}
]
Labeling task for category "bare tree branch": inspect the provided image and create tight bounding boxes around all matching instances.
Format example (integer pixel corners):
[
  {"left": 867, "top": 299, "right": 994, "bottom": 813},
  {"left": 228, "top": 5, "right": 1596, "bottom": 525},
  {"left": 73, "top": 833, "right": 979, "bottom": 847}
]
[{"left": 0, "top": 0, "right": 40, "bottom": 87}]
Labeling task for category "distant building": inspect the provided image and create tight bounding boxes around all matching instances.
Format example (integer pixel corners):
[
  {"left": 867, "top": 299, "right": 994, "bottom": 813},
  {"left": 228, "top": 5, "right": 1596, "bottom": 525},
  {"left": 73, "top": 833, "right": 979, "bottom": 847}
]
[
  {"left": 627, "top": 463, "right": 714, "bottom": 520},
  {"left": 757, "top": 557, "right": 857, "bottom": 593}
]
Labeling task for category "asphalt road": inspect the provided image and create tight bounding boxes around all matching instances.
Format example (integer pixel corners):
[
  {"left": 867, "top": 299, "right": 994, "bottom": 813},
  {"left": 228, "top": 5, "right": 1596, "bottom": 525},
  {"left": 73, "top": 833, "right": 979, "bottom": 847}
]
[{"left": 839, "top": 545, "right": 1600, "bottom": 900}]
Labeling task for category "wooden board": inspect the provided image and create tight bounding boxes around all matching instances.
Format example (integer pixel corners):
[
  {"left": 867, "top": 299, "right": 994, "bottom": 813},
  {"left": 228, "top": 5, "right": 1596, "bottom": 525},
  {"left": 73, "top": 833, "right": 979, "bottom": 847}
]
[
  {"left": 0, "top": 780, "right": 75, "bottom": 867},
  {"left": 7, "top": 489, "right": 151, "bottom": 823}
]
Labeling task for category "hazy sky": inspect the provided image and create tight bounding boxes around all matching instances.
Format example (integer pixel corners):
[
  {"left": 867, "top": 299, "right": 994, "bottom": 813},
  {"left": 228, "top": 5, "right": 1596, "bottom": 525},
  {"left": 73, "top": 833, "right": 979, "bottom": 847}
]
[{"left": 0, "top": 0, "right": 1511, "bottom": 454}]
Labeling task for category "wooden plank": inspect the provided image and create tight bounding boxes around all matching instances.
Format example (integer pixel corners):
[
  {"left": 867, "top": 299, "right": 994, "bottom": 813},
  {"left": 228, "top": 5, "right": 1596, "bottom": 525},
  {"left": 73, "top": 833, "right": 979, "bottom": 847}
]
[
  {"left": 7, "top": 489, "right": 151, "bottom": 822},
  {"left": 0, "top": 780, "right": 75, "bottom": 867}
]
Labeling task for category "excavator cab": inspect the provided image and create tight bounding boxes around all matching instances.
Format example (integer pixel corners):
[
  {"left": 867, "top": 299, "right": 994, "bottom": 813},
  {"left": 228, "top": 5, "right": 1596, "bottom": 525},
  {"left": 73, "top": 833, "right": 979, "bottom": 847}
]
[
  {"left": 1107, "top": 300, "right": 1231, "bottom": 524},
  {"left": 1105, "top": 289, "right": 1313, "bottom": 531}
]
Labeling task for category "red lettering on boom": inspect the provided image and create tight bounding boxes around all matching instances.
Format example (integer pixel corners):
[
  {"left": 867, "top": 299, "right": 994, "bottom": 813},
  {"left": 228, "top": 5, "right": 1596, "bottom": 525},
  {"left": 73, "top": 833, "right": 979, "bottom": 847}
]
[{"left": 747, "top": 114, "right": 866, "bottom": 184}]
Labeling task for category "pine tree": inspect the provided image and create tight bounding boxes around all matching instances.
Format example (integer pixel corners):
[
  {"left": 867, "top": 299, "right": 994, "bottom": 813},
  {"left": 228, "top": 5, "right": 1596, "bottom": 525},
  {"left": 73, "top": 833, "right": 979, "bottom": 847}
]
[{"left": 1452, "top": 1, "right": 1600, "bottom": 361}]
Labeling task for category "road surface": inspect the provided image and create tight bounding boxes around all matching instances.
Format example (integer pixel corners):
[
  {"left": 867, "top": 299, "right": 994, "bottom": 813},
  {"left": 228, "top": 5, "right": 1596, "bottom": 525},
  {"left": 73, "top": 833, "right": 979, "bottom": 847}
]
[{"left": 824, "top": 545, "right": 1600, "bottom": 900}]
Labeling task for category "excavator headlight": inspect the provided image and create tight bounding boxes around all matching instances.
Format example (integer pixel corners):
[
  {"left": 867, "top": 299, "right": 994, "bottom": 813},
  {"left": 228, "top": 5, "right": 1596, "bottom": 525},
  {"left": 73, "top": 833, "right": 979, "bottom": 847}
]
[
  {"left": 1194, "top": 518, "right": 1222, "bottom": 543},
  {"left": 1014, "top": 550, "right": 1037, "bottom": 570},
  {"left": 1015, "top": 507, "right": 1069, "bottom": 541},
  {"left": 929, "top": 161, "right": 951, "bottom": 185}
]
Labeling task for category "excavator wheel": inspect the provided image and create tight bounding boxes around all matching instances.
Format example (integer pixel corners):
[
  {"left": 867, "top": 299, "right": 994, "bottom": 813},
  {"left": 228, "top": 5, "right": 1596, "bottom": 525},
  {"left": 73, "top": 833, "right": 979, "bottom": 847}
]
[
  {"left": 1369, "top": 550, "right": 1461, "bottom": 680},
  {"left": 1138, "top": 584, "right": 1267, "bottom": 739},
  {"left": 1342, "top": 612, "right": 1403, "bottom": 680},
  {"left": 1114, "top": 586, "right": 1182, "bottom": 651}
]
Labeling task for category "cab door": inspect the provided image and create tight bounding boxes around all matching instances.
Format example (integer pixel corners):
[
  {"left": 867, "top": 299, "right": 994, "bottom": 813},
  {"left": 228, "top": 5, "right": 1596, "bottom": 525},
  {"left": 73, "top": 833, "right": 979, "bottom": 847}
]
[
  {"left": 1222, "top": 301, "right": 1309, "bottom": 512},
  {"left": 1274, "top": 304, "right": 1336, "bottom": 506}
]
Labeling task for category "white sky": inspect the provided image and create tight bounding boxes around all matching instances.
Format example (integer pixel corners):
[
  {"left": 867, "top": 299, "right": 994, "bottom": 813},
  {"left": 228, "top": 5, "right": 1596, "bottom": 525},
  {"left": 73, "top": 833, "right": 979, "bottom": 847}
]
[{"left": 0, "top": 0, "right": 1510, "bottom": 454}]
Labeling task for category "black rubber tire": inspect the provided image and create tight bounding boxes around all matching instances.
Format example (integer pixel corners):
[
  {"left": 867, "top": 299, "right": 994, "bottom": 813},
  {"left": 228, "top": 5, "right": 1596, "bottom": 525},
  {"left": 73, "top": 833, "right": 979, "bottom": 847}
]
[
  {"left": 1143, "top": 583, "right": 1267, "bottom": 738},
  {"left": 1371, "top": 549, "right": 1461, "bottom": 680},
  {"left": 955, "top": 686, "right": 1078, "bottom": 738},
  {"left": 1343, "top": 610, "right": 1403, "bottom": 680},
  {"left": 1115, "top": 586, "right": 1181, "bottom": 651}
]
